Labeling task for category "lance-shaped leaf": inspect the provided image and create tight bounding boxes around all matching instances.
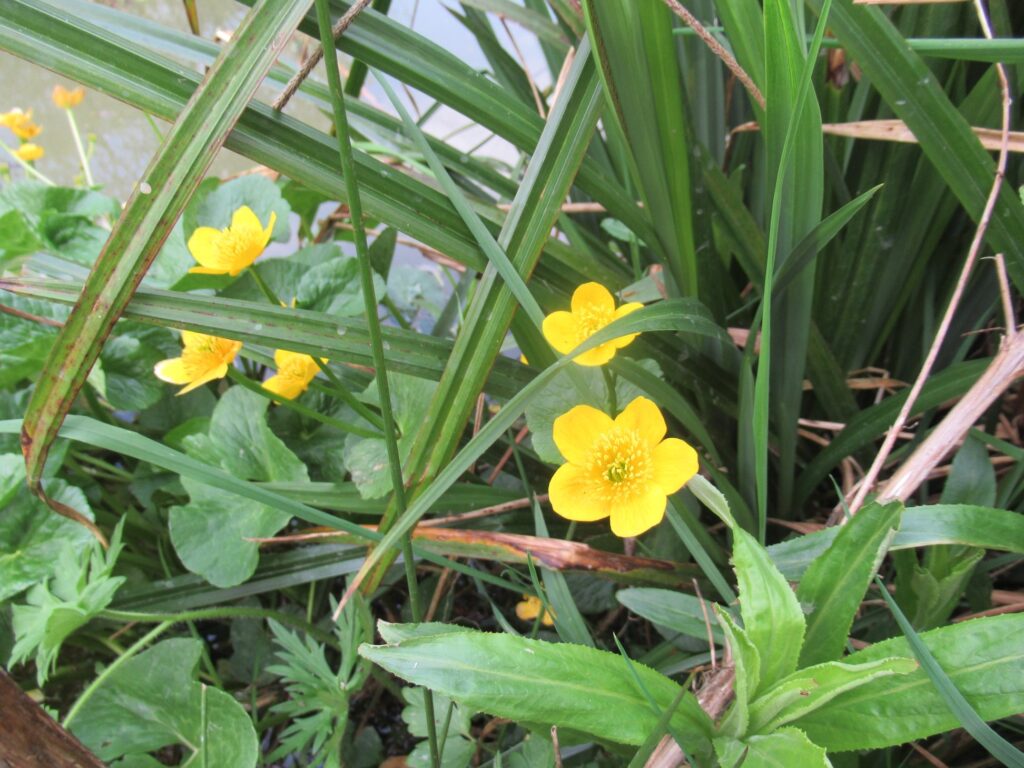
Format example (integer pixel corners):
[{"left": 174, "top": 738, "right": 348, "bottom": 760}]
[{"left": 17, "top": 0, "right": 313, "bottom": 527}]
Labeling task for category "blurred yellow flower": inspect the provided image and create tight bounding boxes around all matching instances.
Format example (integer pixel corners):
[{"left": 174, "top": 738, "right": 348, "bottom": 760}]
[
  {"left": 515, "top": 594, "right": 555, "bottom": 626},
  {"left": 187, "top": 205, "right": 276, "bottom": 276},
  {"left": 13, "top": 143, "right": 44, "bottom": 162},
  {"left": 548, "top": 396, "right": 698, "bottom": 537},
  {"left": 541, "top": 282, "right": 642, "bottom": 366},
  {"left": 52, "top": 85, "right": 85, "bottom": 110},
  {"left": 0, "top": 108, "right": 42, "bottom": 140},
  {"left": 154, "top": 331, "right": 242, "bottom": 395},
  {"left": 263, "top": 350, "right": 324, "bottom": 400}
]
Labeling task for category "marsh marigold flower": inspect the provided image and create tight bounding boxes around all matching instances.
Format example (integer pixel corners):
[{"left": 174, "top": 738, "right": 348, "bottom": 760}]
[
  {"left": 515, "top": 595, "right": 555, "bottom": 626},
  {"left": 0, "top": 109, "right": 42, "bottom": 140},
  {"left": 548, "top": 396, "right": 698, "bottom": 537},
  {"left": 263, "top": 350, "right": 324, "bottom": 400},
  {"left": 541, "top": 282, "right": 642, "bottom": 366},
  {"left": 154, "top": 331, "right": 242, "bottom": 395},
  {"left": 52, "top": 85, "right": 85, "bottom": 110},
  {"left": 187, "top": 205, "right": 276, "bottom": 276},
  {"left": 13, "top": 143, "right": 44, "bottom": 162}
]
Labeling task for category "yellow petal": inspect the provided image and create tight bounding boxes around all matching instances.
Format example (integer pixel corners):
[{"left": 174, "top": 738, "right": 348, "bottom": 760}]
[
  {"left": 515, "top": 596, "right": 540, "bottom": 621},
  {"left": 263, "top": 373, "right": 305, "bottom": 401},
  {"left": 14, "top": 143, "right": 44, "bottom": 162},
  {"left": 571, "top": 282, "right": 615, "bottom": 316},
  {"left": 548, "top": 463, "right": 608, "bottom": 522},
  {"left": 651, "top": 438, "right": 699, "bottom": 495},
  {"left": 552, "top": 404, "right": 613, "bottom": 464},
  {"left": 273, "top": 349, "right": 296, "bottom": 369},
  {"left": 609, "top": 302, "right": 643, "bottom": 349},
  {"left": 263, "top": 211, "right": 278, "bottom": 243},
  {"left": 542, "top": 311, "right": 580, "bottom": 355},
  {"left": 615, "top": 396, "right": 666, "bottom": 446},
  {"left": 231, "top": 205, "right": 263, "bottom": 237},
  {"left": 609, "top": 487, "right": 668, "bottom": 538},
  {"left": 177, "top": 362, "right": 229, "bottom": 396},
  {"left": 572, "top": 341, "right": 617, "bottom": 367},
  {"left": 187, "top": 226, "right": 229, "bottom": 272},
  {"left": 180, "top": 330, "right": 208, "bottom": 349},
  {"left": 187, "top": 266, "right": 229, "bottom": 275},
  {"left": 153, "top": 357, "right": 190, "bottom": 384}
]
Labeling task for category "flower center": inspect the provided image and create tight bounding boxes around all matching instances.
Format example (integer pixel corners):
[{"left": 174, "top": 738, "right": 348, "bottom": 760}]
[
  {"left": 588, "top": 428, "right": 652, "bottom": 501},
  {"left": 576, "top": 305, "right": 614, "bottom": 338}
]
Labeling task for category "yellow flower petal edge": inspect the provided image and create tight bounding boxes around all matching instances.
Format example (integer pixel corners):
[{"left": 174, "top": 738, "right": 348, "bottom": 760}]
[
  {"left": 186, "top": 205, "right": 277, "bottom": 276},
  {"left": 153, "top": 332, "right": 242, "bottom": 395},
  {"left": 540, "top": 282, "right": 642, "bottom": 366},
  {"left": 515, "top": 595, "right": 555, "bottom": 626},
  {"left": 0, "top": 109, "right": 42, "bottom": 140},
  {"left": 262, "top": 350, "right": 325, "bottom": 401},
  {"left": 52, "top": 85, "right": 85, "bottom": 110},
  {"left": 547, "top": 396, "right": 699, "bottom": 538}
]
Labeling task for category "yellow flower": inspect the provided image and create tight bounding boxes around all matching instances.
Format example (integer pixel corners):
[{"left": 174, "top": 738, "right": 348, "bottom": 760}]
[
  {"left": 548, "top": 396, "right": 698, "bottom": 537},
  {"left": 515, "top": 595, "right": 555, "bottom": 626},
  {"left": 52, "top": 84, "right": 85, "bottom": 110},
  {"left": 187, "top": 205, "right": 276, "bottom": 276},
  {"left": 13, "top": 143, "right": 44, "bottom": 162},
  {"left": 0, "top": 109, "right": 42, "bottom": 140},
  {"left": 262, "top": 350, "right": 324, "bottom": 400},
  {"left": 153, "top": 331, "right": 242, "bottom": 395},
  {"left": 541, "top": 282, "right": 642, "bottom": 366}
]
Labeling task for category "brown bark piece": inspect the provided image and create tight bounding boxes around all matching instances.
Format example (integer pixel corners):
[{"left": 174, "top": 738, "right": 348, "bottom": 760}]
[{"left": 0, "top": 669, "right": 104, "bottom": 768}]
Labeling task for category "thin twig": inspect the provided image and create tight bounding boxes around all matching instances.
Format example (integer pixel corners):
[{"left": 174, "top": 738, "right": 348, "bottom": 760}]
[
  {"left": 661, "top": 0, "right": 765, "bottom": 110},
  {"left": 994, "top": 253, "right": 1017, "bottom": 339},
  {"left": 693, "top": 578, "right": 716, "bottom": 669},
  {"left": 500, "top": 18, "right": 546, "bottom": 118},
  {"left": 272, "top": 0, "right": 373, "bottom": 111},
  {"left": 844, "top": 0, "right": 1013, "bottom": 516}
]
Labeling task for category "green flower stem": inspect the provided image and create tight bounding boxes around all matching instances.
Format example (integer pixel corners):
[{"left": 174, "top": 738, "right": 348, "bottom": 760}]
[
  {"left": 63, "top": 620, "right": 172, "bottom": 728},
  {"left": 65, "top": 108, "right": 95, "bottom": 187},
  {"left": 312, "top": 0, "right": 436, "bottom": 764},
  {"left": 383, "top": 294, "right": 412, "bottom": 330},
  {"left": 248, "top": 265, "right": 388, "bottom": 432},
  {"left": 226, "top": 366, "right": 382, "bottom": 439},
  {"left": 102, "top": 606, "right": 334, "bottom": 646},
  {"left": 602, "top": 367, "right": 618, "bottom": 414}
]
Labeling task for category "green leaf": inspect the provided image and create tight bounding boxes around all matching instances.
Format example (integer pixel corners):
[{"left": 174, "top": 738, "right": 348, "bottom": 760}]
[
  {"left": 343, "top": 374, "right": 436, "bottom": 499},
  {"left": 796, "top": 501, "right": 902, "bottom": 666},
  {"left": 170, "top": 388, "right": 307, "bottom": 586},
  {"left": 296, "top": 252, "right": 386, "bottom": 317},
  {"left": 790, "top": 614, "right": 1024, "bottom": 752},
  {"left": 748, "top": 657, "right": 917, "bottom": 734},
  {"left": 768, "top": 503, "right": 1024, "bottom": 580},
  {"left": 359, "top": 626, "right": 713, "bottom": 750},
  {"left": 10, "top": 522, "right": 125, "bottom": 684},
  {"left": 940, "top": 434, "right": 996, "bottom": 507},
  {"left": 99, "top": 325, "right": 177, "bottom": 411},
  {"left": 716, "top": 610, "right": 760, "bottom": 738},
  {"left": 70, "top": 638, "right": 258, "bottom": 766},
  {"left": 732, "top": 528, "right": 805, "bottom": 696},
  {"left": 0, "top": 470, "right": 97, "bottom": 602},
  {"left": 616, "top": 588, "right": 724, "bottom": 644},
  {"left": 714, "top": 728, "right": 830, "bottom": 768}
]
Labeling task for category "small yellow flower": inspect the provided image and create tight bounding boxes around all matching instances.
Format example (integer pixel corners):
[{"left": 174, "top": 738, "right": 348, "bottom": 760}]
[
  {"left": 548, "top": 396, "right": 698, "bottom": 537},
  {"left": 263, "top": 350, "right": 324, "bottom": 400},
  {"left": 515, "top": 595, "right": 555, "bottom": 626},
  {"left": 542, "top": 282, "right": 642, "bottom": 366},
  {"left": 153, "top": 331, "right": 242, "bottom": 395},
  {"left": 52, "top": 84, "right": 85, "bottom": 110},
  {"left": 187, "top": 205, "right": 276, "bottom": 276},
  {"left": 13, "top": 143, "right": 44, "bottom": 162},
  {"left": 0, "top": 109, "right": 42, "bottom": 140}
]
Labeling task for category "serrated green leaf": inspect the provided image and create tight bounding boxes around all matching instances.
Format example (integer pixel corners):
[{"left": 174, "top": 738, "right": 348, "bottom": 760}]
[
  {"left": 616, "top": 588, "right": 724, "bottom": 644},
  {"left": 359, "top": 627, "right": 713, "bottom": 750},
  {"left": 796, "top": 501, "right": 901, "bottom": 666},
  {"left": 714, "top": 727, "right": 830, "bottom": 768}
]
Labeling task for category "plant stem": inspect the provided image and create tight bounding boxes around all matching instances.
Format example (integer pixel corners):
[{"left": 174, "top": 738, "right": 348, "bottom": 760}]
[
  {"left": 65, "top": 109, "right": 95, "bottom": 187},
  {"left": 0, "top": 138, "right": 55, "bottom": 185},
  {"left": 312, "top": 0, "right": 436, "bottom": 763},
  {"left": 102, "top": 606, "right": 334, "bottom": 646},
  {"left": 226, "top": 367, "right": 382, "bottom": 439},
  {"left": 63, "top": 620, "right": 172, "bottom": 727}
]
